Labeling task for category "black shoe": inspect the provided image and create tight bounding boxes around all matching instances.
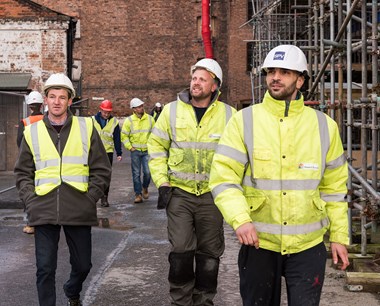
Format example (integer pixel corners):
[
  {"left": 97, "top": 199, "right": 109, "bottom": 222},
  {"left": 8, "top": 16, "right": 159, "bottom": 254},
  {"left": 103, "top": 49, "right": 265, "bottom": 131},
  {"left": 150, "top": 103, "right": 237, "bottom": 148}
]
[
  {"left": 67, "top": 298, "right": 82, "bottom": 306},
  {"left": 100, "top": 195, "right": 109, "bottom": 207}
]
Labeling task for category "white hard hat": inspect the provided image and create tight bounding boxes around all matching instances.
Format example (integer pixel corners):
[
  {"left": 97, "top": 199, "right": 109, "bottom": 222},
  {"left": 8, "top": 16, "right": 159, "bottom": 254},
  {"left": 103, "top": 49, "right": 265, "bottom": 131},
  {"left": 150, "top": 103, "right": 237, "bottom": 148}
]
[
  {"left": 130, "top": 98, "right": 144, "bottom": 108},
  {"left": 26, "top": 91, "right": 43, "bottom": 105},
  {"left": 43, "top": 73, "right": 76, "bottom": 98},
  {"left": 261, "top": 45, "right": 308, "bottom": 76},
  {"left": 155, "top": 102, "right": 162, "bottom": 107},
  {"left": 191, "top": 58, "right": 223, "bottom": 86}
]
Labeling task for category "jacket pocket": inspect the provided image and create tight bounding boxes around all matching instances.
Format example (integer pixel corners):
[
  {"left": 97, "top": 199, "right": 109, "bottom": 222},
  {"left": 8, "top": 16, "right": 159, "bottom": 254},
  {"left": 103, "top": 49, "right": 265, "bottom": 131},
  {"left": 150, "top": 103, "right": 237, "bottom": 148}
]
[
  {"left": 245, "top": 194, "right": 267, "bottom": 212},
  {"left": 252, "top": 148, "right": 274, "bottom": 179},
  {"left": 175, "top": 122, "right": 188, "bottom": 142},
  {"left": 21, "top": 186, "right": 37, "bottom": 207},
  {"left": 311, "top": 197, "right": 327, "bottom": 218},
  {"left": 168, "top": 151, "right": 184, "bottom": 167},
  {"left": 312, "top": 197, "right": 326, "bottom": 211}
]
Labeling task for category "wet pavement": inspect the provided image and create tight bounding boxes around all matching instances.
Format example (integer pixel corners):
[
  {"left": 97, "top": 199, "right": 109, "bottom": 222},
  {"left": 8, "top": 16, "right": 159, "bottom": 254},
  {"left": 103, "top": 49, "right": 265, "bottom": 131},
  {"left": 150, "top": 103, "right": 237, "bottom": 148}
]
[{"left": 0, "top": 152, "right": 379, "bottom": 305}]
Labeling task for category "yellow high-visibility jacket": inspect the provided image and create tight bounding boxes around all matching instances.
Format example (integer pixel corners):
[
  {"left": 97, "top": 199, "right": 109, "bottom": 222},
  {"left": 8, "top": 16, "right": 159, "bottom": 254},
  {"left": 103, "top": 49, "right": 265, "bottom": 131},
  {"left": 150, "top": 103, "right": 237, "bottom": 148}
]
[
  {"left": 209, "top": 91, "right": 349, "bottom": 254},
  {"left": 121, "top": 113, "right": 154, "bottom": 151},
  {"left": 148, "top": 89, "right": 236, "bottom": 196},
  {"left": 92, "top": 116, "right": 119, "bottom": 153},
  {"left": 24, "top": 116, "right": 93, "bottom": 195}
]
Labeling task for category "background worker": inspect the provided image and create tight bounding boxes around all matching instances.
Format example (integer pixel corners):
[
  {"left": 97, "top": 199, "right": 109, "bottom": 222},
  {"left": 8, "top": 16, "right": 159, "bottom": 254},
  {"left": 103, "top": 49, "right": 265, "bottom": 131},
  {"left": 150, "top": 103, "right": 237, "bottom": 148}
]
[
  {"left": 148, "top": 58, "right": 236, "bottom": 305},
  {"left": 92, "top": 99, "right": 122, "bottom": 207},
  {"left": 17, "top": 91, "right": 44, "bottom": 148},
  {"left": 17, "top": 91, "right": 45, "bottom": 235},
  {"left": 209, "top": 45, "right": 349, "bottom": 306},
  {"left": 121, "top": 98, "right": 154, "bottom": 203},
  {"left": 151, "top": 102, "right": 163, "bottom": 121},
  {"left": 14, "top": 73, "right": 111, "bottom": 306}
]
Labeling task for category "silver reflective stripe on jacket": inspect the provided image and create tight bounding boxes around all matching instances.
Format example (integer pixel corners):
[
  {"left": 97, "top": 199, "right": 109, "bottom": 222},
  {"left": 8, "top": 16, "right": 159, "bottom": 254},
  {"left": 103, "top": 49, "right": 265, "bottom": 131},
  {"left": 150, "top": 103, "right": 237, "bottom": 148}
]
[
  {"left": 128, "top": 116, "right": 153, "bottom": 134},
  {"left": 61, "top": 117, "right": 90, "bottom": 183},
  {"left": 30, "top": 123, "right": 60, "bottom": 186},
  {"left": 213, "top": 108, "right": 346, "bottom": 196},
  {"left": 241, "top": 108, "right": 330, "bottom": 189},
  {"left": 253, "top": 217, "right": 330, "bottom": 235},
  {"left": 30, "top": 118, "right": 90, "bottom": 186},
  {"left": 126, "top": 116, "right": 152, "bottom": 149},
  {"left": 168, "top": 101, "right": 233, "bottom": 183}
]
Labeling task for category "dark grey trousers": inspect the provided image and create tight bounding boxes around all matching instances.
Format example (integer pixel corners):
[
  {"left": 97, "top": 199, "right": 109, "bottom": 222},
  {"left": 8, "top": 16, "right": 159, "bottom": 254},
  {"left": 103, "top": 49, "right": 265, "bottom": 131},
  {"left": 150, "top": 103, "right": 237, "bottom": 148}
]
[{"left": 167, "top": 188, "right": 225, "bottom": 306}]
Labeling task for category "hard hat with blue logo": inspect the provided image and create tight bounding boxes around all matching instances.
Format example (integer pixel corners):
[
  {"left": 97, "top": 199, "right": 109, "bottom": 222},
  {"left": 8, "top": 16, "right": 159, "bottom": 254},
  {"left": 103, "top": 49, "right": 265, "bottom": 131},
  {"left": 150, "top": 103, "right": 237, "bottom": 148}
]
[{"left": 261, "top": 45, "right": 308, "bottom": 76}]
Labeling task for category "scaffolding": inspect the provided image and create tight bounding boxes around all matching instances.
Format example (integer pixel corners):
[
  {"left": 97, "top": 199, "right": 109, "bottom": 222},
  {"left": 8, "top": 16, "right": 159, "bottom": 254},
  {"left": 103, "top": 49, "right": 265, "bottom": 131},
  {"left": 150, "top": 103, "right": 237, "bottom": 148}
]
[{"left": 246, "top": 0, "right": 380, "bottom": 255}]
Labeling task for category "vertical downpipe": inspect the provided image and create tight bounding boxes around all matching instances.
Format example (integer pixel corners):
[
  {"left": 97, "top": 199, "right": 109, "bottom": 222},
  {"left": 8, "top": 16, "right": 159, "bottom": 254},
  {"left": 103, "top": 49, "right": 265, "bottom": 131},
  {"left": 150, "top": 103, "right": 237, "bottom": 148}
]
[{"left": 201, "top": 0, "right": 214, "bottom": 58}]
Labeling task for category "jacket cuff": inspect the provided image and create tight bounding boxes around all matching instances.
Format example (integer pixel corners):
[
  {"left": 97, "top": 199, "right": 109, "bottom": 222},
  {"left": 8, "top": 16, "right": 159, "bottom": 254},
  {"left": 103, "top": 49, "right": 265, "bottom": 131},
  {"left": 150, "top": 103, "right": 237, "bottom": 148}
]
[
  {"left": 232, "top": 214, "right": 252, "bottom": 231},
  {"left": 19, "top": 185, "right": 35, "bottom": 203},
  {"left": 329, "top": 232, "right": 349, "bottom": 246},
  {"left": 88, "top": 187, "right": 103, "bottom": 203}
]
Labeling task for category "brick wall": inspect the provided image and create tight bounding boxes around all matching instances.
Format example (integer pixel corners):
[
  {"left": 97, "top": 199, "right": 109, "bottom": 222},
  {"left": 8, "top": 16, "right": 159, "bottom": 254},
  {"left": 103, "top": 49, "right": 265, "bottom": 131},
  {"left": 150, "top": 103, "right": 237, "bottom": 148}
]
[
  {"left": 0, "top": 0, "right": 71, "bottom": 91},
  {"left": 3, "top": 0, "right": 253, "bottom": 115},
  {"left": 31, "top": 0, "right": 246, "bottom": 116},
  {"left": 227, "top": 0, "right": 254, "bottom": 107}
]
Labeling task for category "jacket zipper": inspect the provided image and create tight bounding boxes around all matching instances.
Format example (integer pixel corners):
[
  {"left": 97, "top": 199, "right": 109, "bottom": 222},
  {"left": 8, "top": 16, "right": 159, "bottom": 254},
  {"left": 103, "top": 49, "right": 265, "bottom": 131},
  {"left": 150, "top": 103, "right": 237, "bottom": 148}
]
[{"left": 284, "top": 100, "right": 290, "bottom": 117}]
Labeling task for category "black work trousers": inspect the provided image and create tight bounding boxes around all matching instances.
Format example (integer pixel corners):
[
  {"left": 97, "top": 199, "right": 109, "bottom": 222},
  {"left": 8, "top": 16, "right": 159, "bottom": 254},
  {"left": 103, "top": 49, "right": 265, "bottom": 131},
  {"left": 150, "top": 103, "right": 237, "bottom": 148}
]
[
  {"left": 238, "top": 242, "right": 327, "bottom": 306},
  {"left": 34, "top": 224, "right": 92, "bottom": 306},
  {"left": 104, "top": 152, "right": 114, "bottom": 196}
]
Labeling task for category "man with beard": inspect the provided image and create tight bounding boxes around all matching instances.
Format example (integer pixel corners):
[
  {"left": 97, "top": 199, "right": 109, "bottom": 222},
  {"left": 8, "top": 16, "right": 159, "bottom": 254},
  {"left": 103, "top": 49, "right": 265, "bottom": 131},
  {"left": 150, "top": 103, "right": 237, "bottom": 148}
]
[
  {"left": 209, "top": 45, "right": 349, "bottom": 306},
  {"left": 148, "top": 58, "right": 236, "bottom": 305}
]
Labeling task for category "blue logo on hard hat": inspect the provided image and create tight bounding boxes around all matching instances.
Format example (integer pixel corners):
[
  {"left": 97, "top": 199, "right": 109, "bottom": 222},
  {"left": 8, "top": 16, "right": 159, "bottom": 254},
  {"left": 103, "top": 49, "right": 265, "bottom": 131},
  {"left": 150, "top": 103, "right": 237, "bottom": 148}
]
[{"left": 273, "top": 51, "right": 285, "bottom": 60}]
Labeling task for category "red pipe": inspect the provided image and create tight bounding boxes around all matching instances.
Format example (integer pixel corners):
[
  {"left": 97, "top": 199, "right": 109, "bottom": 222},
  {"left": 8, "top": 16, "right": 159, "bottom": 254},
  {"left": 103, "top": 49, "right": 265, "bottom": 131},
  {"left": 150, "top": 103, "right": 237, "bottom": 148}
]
[{"left": 201, "top": 0, "right": 214, "bottom": 59}]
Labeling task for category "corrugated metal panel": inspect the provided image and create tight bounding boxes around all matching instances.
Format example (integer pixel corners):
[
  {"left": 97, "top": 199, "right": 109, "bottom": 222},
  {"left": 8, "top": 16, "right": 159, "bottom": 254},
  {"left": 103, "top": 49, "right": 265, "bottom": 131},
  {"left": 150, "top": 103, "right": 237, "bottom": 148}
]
[{"left": 0, "top": 73, "right": 31, "bottom": 90}]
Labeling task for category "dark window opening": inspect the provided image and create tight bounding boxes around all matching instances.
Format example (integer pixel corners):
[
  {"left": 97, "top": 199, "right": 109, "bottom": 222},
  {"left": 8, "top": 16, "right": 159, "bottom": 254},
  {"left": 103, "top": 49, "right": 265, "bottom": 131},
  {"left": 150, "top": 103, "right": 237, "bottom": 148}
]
[
  {"left": 247, "top": 42, "right": 254, "bottom": 72},
  {"left": 247, "top": 1, "right": 253, "bottom": 22}
]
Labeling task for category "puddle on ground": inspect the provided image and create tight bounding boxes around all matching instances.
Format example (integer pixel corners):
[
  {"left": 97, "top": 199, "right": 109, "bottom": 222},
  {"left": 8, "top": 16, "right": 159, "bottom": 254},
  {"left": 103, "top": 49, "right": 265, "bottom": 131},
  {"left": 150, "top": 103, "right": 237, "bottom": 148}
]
[{"left": 97, "top": 216, "right": 134, "bottom": 231}]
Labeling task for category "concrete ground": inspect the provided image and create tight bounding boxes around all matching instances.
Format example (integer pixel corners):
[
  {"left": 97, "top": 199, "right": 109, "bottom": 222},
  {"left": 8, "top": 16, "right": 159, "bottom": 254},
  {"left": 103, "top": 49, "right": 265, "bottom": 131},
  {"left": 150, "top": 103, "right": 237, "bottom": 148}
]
[{"left": 0, "top": 152, "right": 379, "bottom": 305}]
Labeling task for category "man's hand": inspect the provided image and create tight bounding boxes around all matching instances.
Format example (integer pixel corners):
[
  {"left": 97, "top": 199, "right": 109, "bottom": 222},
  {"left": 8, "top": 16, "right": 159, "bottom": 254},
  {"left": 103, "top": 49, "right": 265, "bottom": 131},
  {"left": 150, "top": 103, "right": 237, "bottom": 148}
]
[
  {"left": 235, "top": 222, "right": 259, "bottom": 249},
  {"left": 117, "top": 156, "right": 122, "bottom": 162},
  {"left": 157, "top": 184, "right": 172, "bottom": 210},
  {"left": 330, "top": 242, "right": 349, "bottom": 270}
]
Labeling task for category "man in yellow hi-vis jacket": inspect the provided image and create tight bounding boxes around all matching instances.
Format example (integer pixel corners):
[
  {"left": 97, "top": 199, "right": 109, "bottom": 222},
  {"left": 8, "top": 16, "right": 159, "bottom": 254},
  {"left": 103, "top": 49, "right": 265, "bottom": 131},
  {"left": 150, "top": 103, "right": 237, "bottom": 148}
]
[
  {"left": 14, "top": 73, "right": 111, "bottom": 306},
  {"left": 121, "top": 98, "right": 154, "bottom": 203},
  {"left": 148, "top": 58, "right": 236, "bottom": 305},
  {"left": 209, "top": 45, "right": 349, "bottom": 306}
]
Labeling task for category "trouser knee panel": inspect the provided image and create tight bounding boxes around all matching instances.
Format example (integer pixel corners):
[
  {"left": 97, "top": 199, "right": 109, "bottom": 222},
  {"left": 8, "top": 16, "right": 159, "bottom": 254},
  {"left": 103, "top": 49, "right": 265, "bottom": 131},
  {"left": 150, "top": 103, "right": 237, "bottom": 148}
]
[
  {"left": 168, "top": 251, "right": 195, "bottom": 285},
  {"left": 195, "top": 254, "right": 219, "bottom": 292}
]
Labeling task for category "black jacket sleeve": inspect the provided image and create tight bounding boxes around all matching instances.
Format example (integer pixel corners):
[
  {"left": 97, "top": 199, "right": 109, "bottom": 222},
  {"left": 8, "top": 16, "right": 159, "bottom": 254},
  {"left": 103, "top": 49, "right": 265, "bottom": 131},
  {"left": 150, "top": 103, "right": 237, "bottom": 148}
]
[
  {"left": 87, "top": 123, "right": 113, "bottom": 200},
  {"left": 16, "top": 121, "right": 25, "bottom": 148},
  {"left": 113, "top": 124, "right": 122, "bottom": 157}
]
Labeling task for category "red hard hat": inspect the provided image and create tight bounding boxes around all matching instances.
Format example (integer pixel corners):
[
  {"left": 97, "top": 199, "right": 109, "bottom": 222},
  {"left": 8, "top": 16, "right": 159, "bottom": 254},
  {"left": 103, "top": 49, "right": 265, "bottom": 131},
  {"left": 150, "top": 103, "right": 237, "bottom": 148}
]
[{"left": 100, "top": 100, "right": 113, "bottom": 111}]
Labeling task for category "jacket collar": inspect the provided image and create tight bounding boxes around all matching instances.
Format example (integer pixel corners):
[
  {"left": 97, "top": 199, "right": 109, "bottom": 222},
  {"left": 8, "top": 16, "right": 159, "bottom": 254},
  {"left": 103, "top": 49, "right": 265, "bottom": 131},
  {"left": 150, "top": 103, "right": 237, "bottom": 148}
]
[
  {"left": 262, "top": 91, "right": 305, "bottom": 117},
  {"left": 43, "top": 109, "right": 73, "bottom": 127},
  {"left": 132, "top": 112, "right": 147, "bottom": 120},
  {"left": 95, "top": 111, "right": 113, "bottom": 121}
]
